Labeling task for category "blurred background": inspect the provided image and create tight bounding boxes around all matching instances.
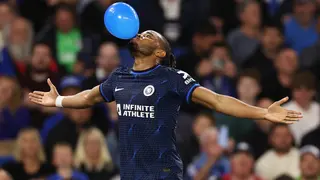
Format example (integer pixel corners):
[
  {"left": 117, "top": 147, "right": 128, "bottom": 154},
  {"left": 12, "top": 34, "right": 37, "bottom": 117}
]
[{"left": 0, "top": 0, "right": 320, "bottom": 179}]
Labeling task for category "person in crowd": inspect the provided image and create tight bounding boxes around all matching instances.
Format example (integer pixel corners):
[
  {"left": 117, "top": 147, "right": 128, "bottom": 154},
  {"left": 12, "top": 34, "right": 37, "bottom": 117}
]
[
  {"left": 283, "top": 71, "right": 320, "bottom": 145},
  {"left": 284, "top": 0, "right": 317, "bottom": 54},
  {"left": 198, "top": 42, "right": 237, "bottom": 97},
  {"left": 260, "top": 47, "right": 298, "bottom": 101},
  {"left": 221, "top": 142, "right": 262, "bottom": 180},
  {"left": 186, "top": 127, "right": 230, "bottom": 180},
  {"left": 0, "top": 169, "right": 12, "bottom": 180},
  {"left": 1, "top": 128, "right": 55, "bottom": 179},
  {"left": 179, "top": 112, "right": 216, "bottom": 172},
  {"left": 297, "top": 145, "right": 320, "bottom": 180},
  {"left": 227, "top": 0, "right": 261, "bottom": 66},
  {"left": 22, "top": 42, "right": 60, "bottom": 129},
  {"left": 38, "top": 3, "right": 82, "bottom": 74},
  {"left": 0, "top": 2, "right": 15, "bottom": 49},
  {"left": 0, "top": 17, "right": 33, "bottom": 77},
  {"left": 255, "top": 124, "right": 300, "bottom": 180},
  {"left": 244, "top": 21, "right": 284, "bottom": 81},
  {"left": 74, "top": 127, "right": 119, "bottom": 180},
  {"left": 45, "top": 76, "right": 109, "bottom": 162},
  {"left": 47, "top": 142, "right": 88, "bottom": 180},
  {"left": 0, "top": 75, "right": 30, "bottom": 140},
  {"left": 215, "top": 69, "right": 261, "bottom": 143}
]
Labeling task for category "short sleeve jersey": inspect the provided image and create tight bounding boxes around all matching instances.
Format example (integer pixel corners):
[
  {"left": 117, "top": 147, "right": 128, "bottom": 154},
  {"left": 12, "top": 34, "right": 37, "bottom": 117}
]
[{"left": 100, "top": 65, "right": 199, "bottom": 180}]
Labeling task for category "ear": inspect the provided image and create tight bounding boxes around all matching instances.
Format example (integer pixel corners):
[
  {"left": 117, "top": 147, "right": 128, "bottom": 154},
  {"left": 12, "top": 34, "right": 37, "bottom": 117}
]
[{"left": 155, "top": 49, "right": 166, "bottom": 58}]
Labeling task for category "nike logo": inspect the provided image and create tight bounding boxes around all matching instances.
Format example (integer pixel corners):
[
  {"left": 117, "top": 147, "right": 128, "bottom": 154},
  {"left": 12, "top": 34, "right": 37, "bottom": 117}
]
[{"left": 115, "top": 87, "right": 124, "bottom": 92}]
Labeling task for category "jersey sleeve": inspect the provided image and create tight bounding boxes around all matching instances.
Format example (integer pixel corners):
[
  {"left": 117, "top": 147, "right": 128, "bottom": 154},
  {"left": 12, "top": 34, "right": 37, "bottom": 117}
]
[
  {"left": 99, "top": 72, "right": 115, "bottom": 102},
  {"left": 172, "top": 69, "right": 200, "bottom": 103}
]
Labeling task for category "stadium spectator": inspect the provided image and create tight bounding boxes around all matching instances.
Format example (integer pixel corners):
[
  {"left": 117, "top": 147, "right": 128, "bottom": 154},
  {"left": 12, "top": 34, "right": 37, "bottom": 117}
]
[
  {"left": 48, "top": 142, "right": 88, "bottom": 180},
  {"left": 244, "top": 22, "right": 284, "bottom": 81},
  {"left": 297, "top": 145, "right": 320, "bottom": 180},
  {"left": 21, "top": 43, "right": 60, "bottom": 129},
  {"left": 0, "top": 2, "right": 15, "bottom": 49},
  {"left": 284, "top": 0, "right": 318, "bottom": 54},
  {"left": 0, "top": 76, "right": 30, "bottom": 140},
  {"left": 227, "top": 0, "right": 261, "bottom": 66},
  {"left": 1, "top": 128, "right": 55, "bottom": 179},
  {"left": 0, "top": 17, "right": 33, "bottom": 77},
  {"left": 38, "top": 4, "right": 82, "bottom": 74},
  {"left": 74, "top": 127, "right": 118, "bottom": 180},
  {"left": 283, "top": 71, "right": 320, "bottom": 145},
  {"left": 198, "top": 42, "right": 237, "bottom": 97},
  {"left": 260, "top": 47, "right": 298, "bottom": 101},
  {"left": 221, "top": 142, "right": 262, "bottom": 180},
  {"left": 215, "top": 69, "right": 261, "bottom": 143},
  {"left": 186, "top": 127, "right": 230, "bottom": 180},
  {"left": 255, "top": 124, "right": 300, "bottom": 180}
]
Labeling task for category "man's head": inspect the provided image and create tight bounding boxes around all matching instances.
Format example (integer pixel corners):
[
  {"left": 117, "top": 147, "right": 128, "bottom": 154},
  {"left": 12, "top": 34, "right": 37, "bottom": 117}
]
[
  {"left": 299, "top": 145, "right": 320, "bottom": 179},
  {"left": 0, "top": 3, "right": 15, "bottom": 29},
  {"left": 53, "top": 142, "right": 73, "bottom": 169},
  {"left": 31, "top": 43, "right": 52, "bottom": 72},
  {"left": 128, "top": 30, "right": 176, "bottom": 67},
  {"left": 294, "top": 0, "right": 316, "bottom": 26},
  {"left": 0, "top": 76, "right": 20, "bottom": 108},
  {"left": 55, "top": 4, "right": 76, "bottom": 33},
  {"left": 4, "top": 17, "right": 33, "bottom": 61},
  {"left": 292, "top": 71, "right": 316, "bottom": 108},
  {"left": 192, "top": 23, "right": 218, "bottom": 55},
  {"left": 275, "top": 48, "right": 298, "bottom": 75},
  {"left": 237, "top": 68, "right": 261, "bottom": 101},
  {"left": 261, "top": 22, "right": 284, "bottom": 52},
  {"left": 97, "top": 42, "right": 120, "bottom": 73},
  {"left": 192, "top": 111, "right": 215, "bottom": 137},
  {"left": 269, "top": 124, "right": 294, "bottom": 154},
  {"left": 231, "top": 142, "right": 255, "bottom": 178},
  {"left": 200, "top": 127, "right": 221, "bottom": 156},
  {"left": 238, "top": 0, "right": 261, "bottom": 28}
]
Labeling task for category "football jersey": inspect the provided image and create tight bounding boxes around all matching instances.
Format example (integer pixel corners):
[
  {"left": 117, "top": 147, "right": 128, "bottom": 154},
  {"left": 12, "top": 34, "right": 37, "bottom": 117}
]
[{"left": 99, "top": 65, "right": 200, "bottom": 180}]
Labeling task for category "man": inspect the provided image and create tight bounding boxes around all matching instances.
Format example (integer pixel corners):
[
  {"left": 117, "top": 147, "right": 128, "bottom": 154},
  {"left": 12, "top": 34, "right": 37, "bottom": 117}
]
[
  {"left": 255, "top": 124, "right": 300, "bottom": 179},
  {"left": 29, "top": 30, "right": 302, "bottom": 179},
  {"left": 297, "top": 145, "right": 320, "bottom": 180}
]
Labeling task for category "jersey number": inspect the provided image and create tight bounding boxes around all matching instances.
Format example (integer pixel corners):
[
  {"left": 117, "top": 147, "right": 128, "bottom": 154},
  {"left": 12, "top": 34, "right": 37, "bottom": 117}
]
[{"left": 177, "top": 70, "right": 195, "bottom": 85}]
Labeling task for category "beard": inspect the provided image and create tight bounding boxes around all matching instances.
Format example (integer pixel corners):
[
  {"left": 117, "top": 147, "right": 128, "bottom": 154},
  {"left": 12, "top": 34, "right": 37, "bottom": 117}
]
[
  {"left": 128, "top": 40, "right": 138, "bottom": 56},
  {"left": 127, "top": 40, "right": 155, "bottom": 57},
  {"left": 8, "top": 43, "right": 30, "bottom": 61}
]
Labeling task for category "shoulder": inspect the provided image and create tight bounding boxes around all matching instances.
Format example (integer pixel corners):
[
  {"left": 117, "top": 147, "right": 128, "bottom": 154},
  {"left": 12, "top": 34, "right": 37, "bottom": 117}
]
[{"left": 227, "top": 28, "right": 241, "bottom": 42}]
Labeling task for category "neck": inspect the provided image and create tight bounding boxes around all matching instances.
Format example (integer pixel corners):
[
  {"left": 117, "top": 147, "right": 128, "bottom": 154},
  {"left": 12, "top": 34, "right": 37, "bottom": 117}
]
[
  {"left": 133, "top": 57, "right": 157, "bottom": 71},
  {"left": 241, "top": 25, "right": 260, "bottom": 38},
  {"left": 232, "top": 174, "right": 252, "bottom": 180},
  {"left": 262, "top": 48, "right": 278, "bottom": 60},
  {"left": 278, "top": 72, "right": 293, "bottom": 87},
  {"left": 239, "top": 97, "right": 256, "bottom": 106},
  {"left": 58, "top": 167, "right": 72, "bottom": 178}
]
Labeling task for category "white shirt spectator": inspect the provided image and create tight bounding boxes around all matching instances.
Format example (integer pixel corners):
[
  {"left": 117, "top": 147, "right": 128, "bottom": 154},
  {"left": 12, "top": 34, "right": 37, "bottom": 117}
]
[
  {"left": 284, "top": 101, "right": 320, "bottom": 145},
  {"left": 255, "top": 148, "right": 300, "bottom": 180}
]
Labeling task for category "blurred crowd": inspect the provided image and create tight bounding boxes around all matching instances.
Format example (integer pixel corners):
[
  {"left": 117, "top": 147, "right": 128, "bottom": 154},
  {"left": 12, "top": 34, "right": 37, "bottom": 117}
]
[{"left": 0, "top": 0, "right": 320, "bottom": 179}]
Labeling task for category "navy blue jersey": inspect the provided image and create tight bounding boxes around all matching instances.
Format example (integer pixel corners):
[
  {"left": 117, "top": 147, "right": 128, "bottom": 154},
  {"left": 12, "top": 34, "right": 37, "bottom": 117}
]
[{"left": 99, "top": 65, "right": 200, "bottom": 180}]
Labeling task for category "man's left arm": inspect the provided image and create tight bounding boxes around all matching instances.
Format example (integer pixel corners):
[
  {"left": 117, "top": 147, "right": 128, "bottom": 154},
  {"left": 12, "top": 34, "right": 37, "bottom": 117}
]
[{"left": 191, "top": 86, "right": 302, "bottom": 123}]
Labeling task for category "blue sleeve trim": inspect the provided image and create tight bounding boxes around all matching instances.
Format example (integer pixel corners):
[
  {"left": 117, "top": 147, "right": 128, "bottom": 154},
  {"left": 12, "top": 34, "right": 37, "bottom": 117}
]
[
  {"left": 186, "top": 83, "right": 200, "bottom": 104},
  {"left": 99, "top": 84, "right": 110, "bottom": 102}
]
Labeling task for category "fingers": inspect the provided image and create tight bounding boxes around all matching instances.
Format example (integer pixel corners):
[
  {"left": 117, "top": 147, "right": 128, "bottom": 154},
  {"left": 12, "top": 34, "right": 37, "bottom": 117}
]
[
  {"left": 30, "top": 98, "right": 43, "bottom": 105},
  {"left": 29, "top": 93, "right": 43, "bottom": 100},
  {"left": 277, "top": 97, "right": 289, "bottom": 105},
  {"left": 32, "top": 91, "right": 45, "bottom": 96},
  {"left": 288, "top": 110, "right": 302, "bottom": 116},
  {"left": 47, "top": 78, "right": 56, "bottom": 90}
]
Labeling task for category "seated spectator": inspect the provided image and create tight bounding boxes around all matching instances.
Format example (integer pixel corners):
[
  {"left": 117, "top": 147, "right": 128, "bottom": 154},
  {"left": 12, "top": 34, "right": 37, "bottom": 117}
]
[
  {"left": 22, "top": 43, "right": 60, "bottom": 129},
  {"left": 198, "top": 42, "right": 237, "bottom": 97},
  {"left": 37, "top": 4, "right": 82, "bottom": 74},
  {"left": 179, "top": 112, "right": 216, "bottom": 171},
  {"left": 255, "top": 124, "right": 300, "bottom": 179},
  {"left": 48, "top": 142, "right": 88, "bottom": 180},
  {"left": 0, "top": 169, "right": 11, "bottom": 180},
  {"left": 244, "top": 21, "right": 284, "bottom": 81},
  {"left": 227, "top": 0, "right": 261, "bottom": 66},
  {"left": 284, "top": 0, "right": 317, "bottom": 54},
  {"left": 0, "top": 2, "right": 15, "bottom": 50},
  {"left": 283, "top": 71, "right": 320, "bottom": 145},
  {"left": 1, "top": 128, "right": 55, "bottom": 179},
  {"left": 297, "top": 145, "right": 320, "bottom": 180},
  {"left": 74, "top": 127, "right": 118, "bottom": 180},
  {"left": 0, "top": 76, "right": 30, "bottom": 140},
  {"left": 186, "top": 127, "right": 230, "bottom": 180},
  {"left": 221, "top": 142, "right": 262, "bottom": 180},
  {"left": 260, "top": 47, "right": 298, "bottom": 101},
  {"left": 0, "top": 17, "right": 33, "bottom": 77}
]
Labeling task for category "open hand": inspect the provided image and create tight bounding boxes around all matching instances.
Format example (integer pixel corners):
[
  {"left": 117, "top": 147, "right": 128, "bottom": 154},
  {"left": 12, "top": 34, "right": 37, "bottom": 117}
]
[
  {"left": 264, "top": 97, "right": 302, "bottom": 124},
  {"left": 28, "top": 79, "right": 59, "bottom": 107}
]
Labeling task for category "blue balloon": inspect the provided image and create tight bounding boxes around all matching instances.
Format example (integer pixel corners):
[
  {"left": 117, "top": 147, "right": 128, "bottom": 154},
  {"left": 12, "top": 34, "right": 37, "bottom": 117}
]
[{"left": 104, "top": 2, "right": 140, "bottom": 40}]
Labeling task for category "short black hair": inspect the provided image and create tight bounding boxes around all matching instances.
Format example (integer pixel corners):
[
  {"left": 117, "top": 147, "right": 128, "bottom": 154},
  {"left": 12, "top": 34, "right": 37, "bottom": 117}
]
[
  {"left": 194, "top": 111, "right": 216, "bottom": 126},
  {"left": 237, "top": 0, "right": 259, "bottom": 16},
  {"left": 269, "top": 123, "right": 289, "bottom": 135},
  {"left": 263, "top": 20, "right": 284, "bottom": 35},
  {"left": 238, "top": 68, "right": 261, "bottom": 84},
  {"left": 195, "top": 21, "right": 217, "bottom": 36}
]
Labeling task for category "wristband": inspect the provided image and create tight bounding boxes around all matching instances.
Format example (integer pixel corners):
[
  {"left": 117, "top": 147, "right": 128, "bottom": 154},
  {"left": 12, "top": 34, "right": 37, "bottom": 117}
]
[{"left": 55, "top": 96, "right": 64, "bottom": 107}]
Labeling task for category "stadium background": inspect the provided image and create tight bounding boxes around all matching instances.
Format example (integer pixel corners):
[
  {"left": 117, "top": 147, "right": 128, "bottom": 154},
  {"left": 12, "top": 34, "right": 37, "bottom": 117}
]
[{"left": 0, "top": 0, "right": 320, "bottom": 179}]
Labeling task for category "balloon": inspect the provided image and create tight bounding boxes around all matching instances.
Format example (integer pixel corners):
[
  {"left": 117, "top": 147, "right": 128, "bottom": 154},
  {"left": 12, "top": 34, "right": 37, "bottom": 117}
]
[{"left": 104, "top": 2, "right": 140, "bottom": 40}]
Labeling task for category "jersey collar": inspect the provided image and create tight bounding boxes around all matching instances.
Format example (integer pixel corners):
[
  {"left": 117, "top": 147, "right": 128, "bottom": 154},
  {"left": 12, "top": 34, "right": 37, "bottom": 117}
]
[{"left": 130, "top": 64, "right": 161, "bottom": 75}]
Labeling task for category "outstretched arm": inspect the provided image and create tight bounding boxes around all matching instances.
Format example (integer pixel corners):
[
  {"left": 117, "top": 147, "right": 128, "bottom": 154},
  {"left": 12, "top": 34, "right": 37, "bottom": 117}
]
[
  {"left": 191, "top": 87, "right": 302, "bottom": 124},
  {"left": 29, "top": 79, "right": 104, "bottom": 109}
]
